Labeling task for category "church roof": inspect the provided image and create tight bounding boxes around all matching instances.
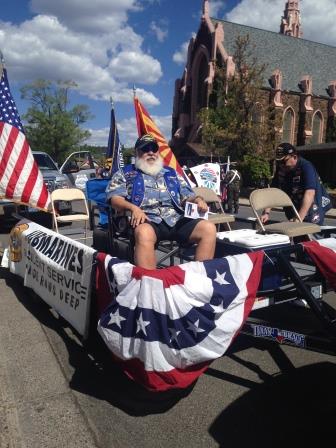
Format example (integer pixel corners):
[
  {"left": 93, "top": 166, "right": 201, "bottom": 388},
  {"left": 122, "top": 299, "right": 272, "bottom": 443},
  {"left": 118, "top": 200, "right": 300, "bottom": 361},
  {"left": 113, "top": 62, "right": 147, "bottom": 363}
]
[{"left": 211, "top": 19, "right": 336, "bottom": 97}]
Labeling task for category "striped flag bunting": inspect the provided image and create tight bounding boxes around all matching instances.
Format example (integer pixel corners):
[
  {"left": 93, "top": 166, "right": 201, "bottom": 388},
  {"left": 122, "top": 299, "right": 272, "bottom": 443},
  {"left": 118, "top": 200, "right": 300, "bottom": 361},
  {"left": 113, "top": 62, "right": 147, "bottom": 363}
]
[
  {"left": 96, "top": 251, "right": 264, "bottom": 391},
  {"left": 303, "top": 239, "right": 336, "bottom": 290}
]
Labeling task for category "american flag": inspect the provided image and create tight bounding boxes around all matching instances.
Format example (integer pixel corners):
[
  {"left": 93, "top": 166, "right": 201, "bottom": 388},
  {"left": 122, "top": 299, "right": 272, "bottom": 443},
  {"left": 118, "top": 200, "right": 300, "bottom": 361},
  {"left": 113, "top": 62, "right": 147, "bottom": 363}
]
[
  {"left": 134, "top": 95, "right": 185, "bottom": 178},
  {"left": 105, "top": 102, "right": 124, "bottom": 176},
  {"left": 0, "top": 66, "right": 50, "bottom": 210},
  {"left": 96, "top": 251, "right": 264, "bottom": 391},
  {"left": 303, "top": 239, "right": 336, "bottom": 290}
]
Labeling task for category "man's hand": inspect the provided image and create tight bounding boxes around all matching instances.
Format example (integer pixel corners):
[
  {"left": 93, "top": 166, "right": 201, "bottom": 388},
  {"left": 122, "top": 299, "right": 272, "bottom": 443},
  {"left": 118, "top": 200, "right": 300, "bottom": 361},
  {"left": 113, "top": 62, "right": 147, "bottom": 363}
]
[
  {"left": 194, "top": 197, "right": 208, "bottom": 213},
  {"left": 130, "top": 206, "right": 148, "bottom": 228},
  {"left": 261, "top": 212, "right": 270, "bottom": 224}
]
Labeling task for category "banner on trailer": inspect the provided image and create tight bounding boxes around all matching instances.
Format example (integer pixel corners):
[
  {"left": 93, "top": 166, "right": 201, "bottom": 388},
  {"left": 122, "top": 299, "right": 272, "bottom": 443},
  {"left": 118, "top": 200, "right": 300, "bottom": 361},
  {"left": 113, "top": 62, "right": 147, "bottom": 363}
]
[
  {"left": 9, "top": 220, "right": 96, "bottom": 337},
  {"left": 190, "top": 163, "right": 221, "bottom": 195}
]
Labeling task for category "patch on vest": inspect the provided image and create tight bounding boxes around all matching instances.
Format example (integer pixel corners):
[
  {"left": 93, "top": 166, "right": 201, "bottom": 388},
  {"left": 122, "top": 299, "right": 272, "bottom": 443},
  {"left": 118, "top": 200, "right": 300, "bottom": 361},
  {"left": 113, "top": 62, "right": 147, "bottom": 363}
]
[{"left": 322, "top": 196, "right": 331, "bottom": 208}]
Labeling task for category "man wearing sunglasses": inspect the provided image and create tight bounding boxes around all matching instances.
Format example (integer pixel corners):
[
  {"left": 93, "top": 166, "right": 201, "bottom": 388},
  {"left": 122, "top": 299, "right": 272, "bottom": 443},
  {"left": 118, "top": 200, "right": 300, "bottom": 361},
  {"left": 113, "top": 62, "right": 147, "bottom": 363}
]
[
  {"left": 261, "top": 142, "right": 331, "bottom": 225},
  {"left": 106, "top": 134, "right": 216, "bottom": 269}
]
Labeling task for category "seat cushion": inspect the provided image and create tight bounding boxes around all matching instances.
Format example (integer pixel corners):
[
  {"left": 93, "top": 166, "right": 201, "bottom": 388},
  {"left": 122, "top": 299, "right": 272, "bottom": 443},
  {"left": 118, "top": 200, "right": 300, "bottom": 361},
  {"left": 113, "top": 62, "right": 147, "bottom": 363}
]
[
  {"left": 56, "top": 214, "right": 89, "bottom": 223},
  {"left": 265, "top": 221, "right": 320, "bottom": 237},
  {"left": 208, "top": 213, "right": 235, "bottom": 224}
]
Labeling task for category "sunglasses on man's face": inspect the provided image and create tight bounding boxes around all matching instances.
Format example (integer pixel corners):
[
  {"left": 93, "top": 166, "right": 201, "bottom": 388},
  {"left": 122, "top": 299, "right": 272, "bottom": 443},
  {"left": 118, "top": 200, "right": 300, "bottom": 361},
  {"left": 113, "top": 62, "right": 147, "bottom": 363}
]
[{"left": 140, "top": 144, "right": 159, "bottom": 153}]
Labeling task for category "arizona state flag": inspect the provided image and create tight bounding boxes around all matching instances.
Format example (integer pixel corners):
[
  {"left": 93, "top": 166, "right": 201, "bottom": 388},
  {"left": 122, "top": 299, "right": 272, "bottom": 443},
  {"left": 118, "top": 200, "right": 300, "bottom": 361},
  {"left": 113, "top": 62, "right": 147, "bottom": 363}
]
[{"left": 134, "top": 96, "right": 184, "bottom": 176}]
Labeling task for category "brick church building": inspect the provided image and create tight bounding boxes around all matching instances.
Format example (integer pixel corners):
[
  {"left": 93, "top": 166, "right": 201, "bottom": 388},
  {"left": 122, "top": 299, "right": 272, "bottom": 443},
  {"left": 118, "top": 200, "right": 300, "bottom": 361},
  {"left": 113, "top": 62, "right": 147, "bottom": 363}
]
[{"left": 171, "top": 0, "right": 336, "bottom": 184}]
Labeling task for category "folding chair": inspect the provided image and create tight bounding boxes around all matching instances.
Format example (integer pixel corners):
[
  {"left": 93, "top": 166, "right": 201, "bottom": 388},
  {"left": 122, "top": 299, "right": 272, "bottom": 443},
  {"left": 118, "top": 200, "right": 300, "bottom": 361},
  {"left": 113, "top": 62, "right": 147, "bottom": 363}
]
[
  {"left": 51, "top": 188, "right": 90, "bottom": 243},
  {"left": 249, "top": 187, "right": 321, "bottom": 238},
  {"left": 193, "top": 187, "right": 235, "bottom": 230}
]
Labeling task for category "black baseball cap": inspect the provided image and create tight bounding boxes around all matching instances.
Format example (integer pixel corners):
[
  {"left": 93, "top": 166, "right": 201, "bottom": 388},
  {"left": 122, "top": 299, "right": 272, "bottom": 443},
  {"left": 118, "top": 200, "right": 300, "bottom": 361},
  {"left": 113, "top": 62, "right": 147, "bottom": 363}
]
[
  {"left": 275, "top": 143, "right": 297, "bottom": 161},
  {"left": 134, "top": 134, "right": 159, "bottom": 153}
]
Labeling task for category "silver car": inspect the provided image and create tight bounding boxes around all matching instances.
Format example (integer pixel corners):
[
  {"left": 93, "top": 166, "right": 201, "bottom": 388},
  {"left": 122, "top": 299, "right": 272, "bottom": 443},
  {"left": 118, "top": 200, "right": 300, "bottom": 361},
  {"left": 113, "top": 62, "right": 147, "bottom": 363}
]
[{"left": 0, "top": 151, "right": 72, "bottom": 228}]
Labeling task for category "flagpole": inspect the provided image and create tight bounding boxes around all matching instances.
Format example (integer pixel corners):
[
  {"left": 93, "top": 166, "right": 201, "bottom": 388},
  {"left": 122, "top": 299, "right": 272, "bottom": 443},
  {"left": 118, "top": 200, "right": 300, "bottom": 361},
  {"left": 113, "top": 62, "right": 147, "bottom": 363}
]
[
  {"left": 110, "top": 96, "right": 117, "bottom": 170},
  {"left": 133, "top": 84, "right": 137, "bottom": 99}
]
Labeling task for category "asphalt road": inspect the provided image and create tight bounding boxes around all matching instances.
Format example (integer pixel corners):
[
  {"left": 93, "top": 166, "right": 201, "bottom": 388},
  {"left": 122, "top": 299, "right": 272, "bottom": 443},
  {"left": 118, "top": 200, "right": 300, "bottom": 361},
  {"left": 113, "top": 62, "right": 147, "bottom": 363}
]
[{"left": 1, "top": 205, "right": 336, "bottom": 447}]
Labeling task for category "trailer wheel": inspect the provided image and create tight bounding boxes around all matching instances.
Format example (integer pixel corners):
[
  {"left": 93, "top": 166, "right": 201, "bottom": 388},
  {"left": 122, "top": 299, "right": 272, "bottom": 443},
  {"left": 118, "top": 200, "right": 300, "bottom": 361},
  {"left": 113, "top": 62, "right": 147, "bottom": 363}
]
[{"left": 92, "top": 227, "right": 111, "bottom": 253}]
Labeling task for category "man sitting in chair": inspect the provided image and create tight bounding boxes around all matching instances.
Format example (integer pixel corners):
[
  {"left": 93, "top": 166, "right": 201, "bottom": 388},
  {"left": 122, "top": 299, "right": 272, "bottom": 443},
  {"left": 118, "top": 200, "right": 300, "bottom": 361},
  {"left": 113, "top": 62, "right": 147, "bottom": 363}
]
[{"left": 106, "top": 134, "right": 217, "bottom": 269}]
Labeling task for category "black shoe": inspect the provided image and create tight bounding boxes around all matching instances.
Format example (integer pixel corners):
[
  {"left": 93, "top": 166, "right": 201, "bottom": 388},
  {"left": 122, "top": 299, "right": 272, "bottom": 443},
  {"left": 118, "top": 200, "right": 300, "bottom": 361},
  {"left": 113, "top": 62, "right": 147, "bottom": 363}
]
[{"left": 227, "top": 209, "right": 233, "bottom": 214}]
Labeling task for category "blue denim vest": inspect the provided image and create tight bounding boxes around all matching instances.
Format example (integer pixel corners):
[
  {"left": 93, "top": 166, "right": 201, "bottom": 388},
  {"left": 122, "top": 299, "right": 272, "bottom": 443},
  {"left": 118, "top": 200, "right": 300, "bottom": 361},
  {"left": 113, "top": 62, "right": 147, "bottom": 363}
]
[{"left": 122, "top": 164, "right": 183, "bottom": 212}]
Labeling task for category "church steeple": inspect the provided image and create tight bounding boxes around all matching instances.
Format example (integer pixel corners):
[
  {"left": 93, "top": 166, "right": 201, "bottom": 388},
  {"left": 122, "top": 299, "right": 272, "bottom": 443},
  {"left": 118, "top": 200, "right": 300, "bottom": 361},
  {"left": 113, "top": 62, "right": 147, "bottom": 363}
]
[{"left": 280, "top": 1, "right": 302, "bottom": 38}]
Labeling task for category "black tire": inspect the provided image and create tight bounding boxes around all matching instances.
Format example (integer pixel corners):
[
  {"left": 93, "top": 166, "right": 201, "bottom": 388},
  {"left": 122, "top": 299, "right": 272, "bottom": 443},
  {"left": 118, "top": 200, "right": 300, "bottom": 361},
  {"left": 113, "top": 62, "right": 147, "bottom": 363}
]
[
  {"left": 111, "top": 239, "right": 134, "bottom": 262},
  {"left": 92, "top": 227, "right": 111, "bottom": 253}
]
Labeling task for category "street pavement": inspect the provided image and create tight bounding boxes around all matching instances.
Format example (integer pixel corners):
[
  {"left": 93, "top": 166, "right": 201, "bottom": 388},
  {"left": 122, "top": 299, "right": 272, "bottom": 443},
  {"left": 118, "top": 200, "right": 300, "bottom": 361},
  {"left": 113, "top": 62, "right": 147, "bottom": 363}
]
[{"left": 1, "top": 204, "right": 336, "bottom": 447}]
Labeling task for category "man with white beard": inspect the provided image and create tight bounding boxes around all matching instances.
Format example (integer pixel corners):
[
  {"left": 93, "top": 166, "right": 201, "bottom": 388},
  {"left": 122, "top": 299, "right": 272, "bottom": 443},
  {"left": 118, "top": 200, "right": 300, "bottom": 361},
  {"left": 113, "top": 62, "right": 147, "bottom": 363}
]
[{"left": 107, "top": 134, "right": 216, "bottom": 269}]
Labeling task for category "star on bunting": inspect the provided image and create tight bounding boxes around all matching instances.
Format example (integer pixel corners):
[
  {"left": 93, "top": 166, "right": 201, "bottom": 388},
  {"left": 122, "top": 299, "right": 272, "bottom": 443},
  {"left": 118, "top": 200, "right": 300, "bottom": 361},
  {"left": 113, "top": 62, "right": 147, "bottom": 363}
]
[
  {"left": 136, "top": 312, "right": 150, "bottom": 336},
  {"left": 108, "top": 309, "right": 126, "bottom": 329},
  {"left": 187, "top": 319, "right": 205, "bottom": 338},
  {"left": 214, "top": 270, "right": 230, "bottom": 285},
  {"left": 169, "top": 327, "right": 181, "bottom": 344}
]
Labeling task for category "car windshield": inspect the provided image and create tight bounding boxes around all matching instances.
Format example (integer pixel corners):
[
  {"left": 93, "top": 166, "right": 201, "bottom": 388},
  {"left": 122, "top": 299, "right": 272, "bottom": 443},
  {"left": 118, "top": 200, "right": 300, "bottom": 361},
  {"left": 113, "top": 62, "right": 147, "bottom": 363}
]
[{"left": 33, "top": 153, "right": 58, "bottom": 171}]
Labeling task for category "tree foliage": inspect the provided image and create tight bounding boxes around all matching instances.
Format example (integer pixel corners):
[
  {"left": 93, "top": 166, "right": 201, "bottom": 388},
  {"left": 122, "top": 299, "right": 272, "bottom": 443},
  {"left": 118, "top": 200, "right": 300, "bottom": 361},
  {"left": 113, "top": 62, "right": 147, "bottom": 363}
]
[
  {"left": 240, "top": 154, "right": 272, "bottom": 188},
  {"left": 199, "top": 34, "right": 277, "bottom": 185},
  {"left": 21, "top": 79, "right": 93, "bottom": 163}
]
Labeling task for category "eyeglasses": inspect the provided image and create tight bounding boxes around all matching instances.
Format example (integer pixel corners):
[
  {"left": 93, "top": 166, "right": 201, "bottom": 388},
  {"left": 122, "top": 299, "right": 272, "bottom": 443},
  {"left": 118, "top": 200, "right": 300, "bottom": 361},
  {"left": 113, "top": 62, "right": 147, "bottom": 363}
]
[{"left": 139, "top": 144, "right": 159, "bottom": 153}]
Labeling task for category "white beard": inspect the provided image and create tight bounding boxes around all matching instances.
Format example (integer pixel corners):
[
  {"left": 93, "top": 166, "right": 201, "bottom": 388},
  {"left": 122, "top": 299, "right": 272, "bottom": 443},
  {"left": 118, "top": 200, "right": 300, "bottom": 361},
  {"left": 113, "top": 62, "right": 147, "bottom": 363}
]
[{"left": 135, "top": 156, "right": 163, "bottom": 176}]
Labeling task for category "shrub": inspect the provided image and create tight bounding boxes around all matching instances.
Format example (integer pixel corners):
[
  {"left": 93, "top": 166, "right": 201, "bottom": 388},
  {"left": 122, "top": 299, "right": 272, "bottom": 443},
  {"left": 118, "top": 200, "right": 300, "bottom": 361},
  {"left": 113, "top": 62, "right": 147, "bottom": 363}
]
[{"left": 240, "top": 154, "right": 271, "bottom": 188}]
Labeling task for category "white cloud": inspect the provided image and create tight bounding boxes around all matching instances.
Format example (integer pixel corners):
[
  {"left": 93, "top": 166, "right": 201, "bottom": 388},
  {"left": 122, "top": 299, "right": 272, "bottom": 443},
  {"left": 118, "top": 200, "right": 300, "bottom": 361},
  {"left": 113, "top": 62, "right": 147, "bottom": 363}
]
[
  {"left": 210, "top": 1, "right": 226, "bottom": 18},
  {"left": 301, "top": 0, "right": 336, "bottom": 46},
  {"left": 108, "top": 51, "right": 162, "bottom": 84},
  {"left": 226, "top": 0, "right": 336, "bottom": 46},
  {"left": 0, "top": 0, "right": 162, "bottom": 106},
  {"left": 86, "top": 114, "right": 172, "bottom": 147},
  {"left": 173, "top": 41, "right": 189, "bottom": 65},
  {"left": 30, "top": 0, "right": 141, "bottom": 33},
  {"left": 173, "top": 33, "right": 196, "bottom": 65},
  {"left": 150, "top": 20, "right": 168, "bottom": 42}
]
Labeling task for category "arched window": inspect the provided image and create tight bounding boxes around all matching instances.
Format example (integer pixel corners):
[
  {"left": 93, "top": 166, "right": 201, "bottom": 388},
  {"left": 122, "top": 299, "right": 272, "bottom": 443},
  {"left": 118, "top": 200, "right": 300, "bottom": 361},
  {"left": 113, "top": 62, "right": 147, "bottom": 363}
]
[
  {"left": 190, "top": 46, "right": 210, "bottom": 123},
  {"left": 196, "top": 54, "right": 208, "bottom": 113},
  {"left": 251, "top": 103, "right": 264, "bottom": 127},
  {"left": 282, "top": 108, "right": 295, "bottom": 144},
  {"left": 312, "top": 111, "right": 323, "bottom": 144}
]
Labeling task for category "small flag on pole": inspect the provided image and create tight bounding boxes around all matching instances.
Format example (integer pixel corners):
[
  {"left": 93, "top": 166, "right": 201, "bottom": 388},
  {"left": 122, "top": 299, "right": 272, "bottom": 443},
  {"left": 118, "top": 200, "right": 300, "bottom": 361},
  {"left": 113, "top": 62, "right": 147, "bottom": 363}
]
[
  {"left": 133, "top": 94, "right": 185, "bottom": 177},
  {"left": 0, "top": 58, "right": 50, "bottom": 211},
  {"left": 105, "top": 98, "right": 124, "bottom": 176}
]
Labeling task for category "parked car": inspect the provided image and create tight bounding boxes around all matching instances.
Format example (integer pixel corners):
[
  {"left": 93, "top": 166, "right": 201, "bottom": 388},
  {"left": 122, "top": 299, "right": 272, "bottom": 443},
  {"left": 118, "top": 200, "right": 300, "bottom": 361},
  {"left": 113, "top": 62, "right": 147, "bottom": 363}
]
[
  {"left": 32, "top": 151, "right": 72, "bottom": 214},
  {"left": 60, "top": 151, "right": 98, "bottom": 190},
  {"left": 0, "top": 151, "right": 72, "bottom": 229}
]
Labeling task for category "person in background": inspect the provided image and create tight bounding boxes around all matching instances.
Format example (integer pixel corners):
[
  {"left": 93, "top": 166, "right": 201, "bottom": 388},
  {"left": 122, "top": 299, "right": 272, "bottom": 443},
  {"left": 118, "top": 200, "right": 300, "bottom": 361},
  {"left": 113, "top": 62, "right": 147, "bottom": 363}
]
[
  {"left": 106, "top": 134, "right": 217, "bottom": 269},
  {"left": 261, "top": 143, "right": 331, "bottom": 225},
  {"left": 220, "top": 165, "right": 228, "bottom": 211},
  {"left": 223, "top": 163, "right": 242, "bottom": 214}
]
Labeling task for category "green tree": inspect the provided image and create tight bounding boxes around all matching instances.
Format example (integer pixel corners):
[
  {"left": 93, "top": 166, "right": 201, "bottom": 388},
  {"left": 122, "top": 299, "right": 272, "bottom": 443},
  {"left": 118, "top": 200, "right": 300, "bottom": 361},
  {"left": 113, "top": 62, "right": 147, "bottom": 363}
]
[
  {"left": 199, "top": 34, "right": 276, "bottom": 185},
  {"left": 21, "top": 79, "right": 93, "bottom": 163}
]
